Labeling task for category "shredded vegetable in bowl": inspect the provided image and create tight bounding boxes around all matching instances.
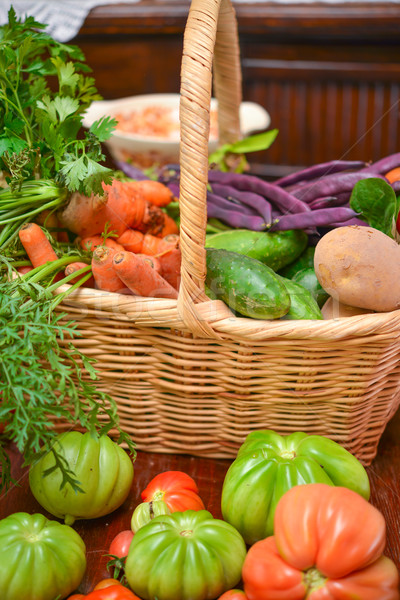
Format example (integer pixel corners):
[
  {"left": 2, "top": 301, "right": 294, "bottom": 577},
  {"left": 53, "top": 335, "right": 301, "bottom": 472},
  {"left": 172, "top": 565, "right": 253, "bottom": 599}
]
[{"left": 114, "top": 105, "right": 219, "bottom": 141}]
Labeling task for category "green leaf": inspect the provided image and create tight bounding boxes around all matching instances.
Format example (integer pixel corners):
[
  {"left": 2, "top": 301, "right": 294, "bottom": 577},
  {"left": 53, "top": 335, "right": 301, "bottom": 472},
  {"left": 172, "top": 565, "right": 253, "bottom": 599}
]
[
  {"left": 349, "top": 178, "right": 397, "bottom": 237},
  {"left": 227, "top": 129, "right": 279, "bottom": 154},
  {"left": 37, "top": 96, "right": 79, "bottom": 123},
  {"left": 208, "top": 129, "right": 279, "bottom": 173},
  {"left": 90, "top": 116, "right": 117, "bottom": 142},
  {"left": 52, "top": 57, "right": 80, "bottom": 93},
  {"left": 0, "top": 136, "right": 27, "bottom": 156},
  {"left": 83, "top": 158, "right": 114, "bottom": 196},
  {"left": 59, "top": 154, "right": 87, "bottom": 190}
]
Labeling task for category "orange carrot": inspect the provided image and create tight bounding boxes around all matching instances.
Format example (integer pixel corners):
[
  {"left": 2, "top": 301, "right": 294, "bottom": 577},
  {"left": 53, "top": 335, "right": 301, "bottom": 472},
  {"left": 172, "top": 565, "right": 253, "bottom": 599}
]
[
  {"left": 35, "top": 209, "right": 58, "bottom": 239},
  {"left": 135, "top": 254, "right": 161, "bottom": 273},
  {"left": 158, "top": 213, "right": 179, "bottom": 237},
  {"left": 58, "top": 191, "right": 109, "bottom": 237},
  {"left": 80, "top": 235, "right": 103, "bottom": 252},
  {"left": 57, "top": 216, "right": 70, "bottom": 243},
  {"left": 117, "top": 230, "right": 178, "bottom": 255},
  {"left": 17, "top": 266, "right": 33, "bottom": 275},
  {"left": 80, "top": 235, "right": 124, "bottom": 253},
  {"left": 123, "top": 179, "right": 177, "bottom": 207},
  {"left": 65, "top": 262, "right": 95, "bottom": 287},
  {"left": 385, "top": 167, "right": 400, "bottom": 184},
  {"left": 105, "top": 238, "right": 124, "bottom": 252},
  {"left": 116, "top": 230, "right": 145, "bottom": 253},
  {"left": 59, "top": 180, "right": 172, "bottom": 239},
  {"left": 91, "top": 246, "right": 128, "bottom": 293},
  {"left": 158, "top": 247, "right": 181, "bottom": 291},
  {"left": 18, "top": 223, "right": 58, "bottom": 267},
  {"left": 103, "top": 179, "right": 167, "bottom": 236},
  {"left": 141, "top": 233, "right": 178, "bottom": 256},
  {"left": 112, "top": 251, "right": 178, "bottom": 299}
]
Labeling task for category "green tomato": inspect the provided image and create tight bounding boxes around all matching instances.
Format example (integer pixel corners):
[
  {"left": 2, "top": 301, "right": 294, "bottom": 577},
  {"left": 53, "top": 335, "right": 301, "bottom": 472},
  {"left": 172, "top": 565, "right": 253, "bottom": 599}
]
[
  {"left": 221, "top": 430, "right": 371, "bottom": 544},
  {"left": 131, "top": 500, "right": 170, "bottom": 533},
  {"left": 0, "top": 512, "right": 86, "bottom": 600},
  {"left": 29, "top": 431, "right": 134, "bottom": 525},
  {"left": 125, "top": 510, "right": 246, "bottom": 600}
]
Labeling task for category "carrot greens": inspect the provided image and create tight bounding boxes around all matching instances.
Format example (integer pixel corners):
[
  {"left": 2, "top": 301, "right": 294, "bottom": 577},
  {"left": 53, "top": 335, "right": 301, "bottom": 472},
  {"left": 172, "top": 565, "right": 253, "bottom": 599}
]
[{"left": 0, "top": 8, "right": 135, "bottom": 492}]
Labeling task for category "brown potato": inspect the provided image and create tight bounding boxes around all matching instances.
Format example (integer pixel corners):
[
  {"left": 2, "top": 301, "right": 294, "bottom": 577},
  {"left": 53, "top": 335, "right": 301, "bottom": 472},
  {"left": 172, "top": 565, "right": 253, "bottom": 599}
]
[
  {"left": 314, "top": 225, "right": 400, "bottom": 312},
  {"left": 321, "top": 296, "right": 375, "bottom": 319}
]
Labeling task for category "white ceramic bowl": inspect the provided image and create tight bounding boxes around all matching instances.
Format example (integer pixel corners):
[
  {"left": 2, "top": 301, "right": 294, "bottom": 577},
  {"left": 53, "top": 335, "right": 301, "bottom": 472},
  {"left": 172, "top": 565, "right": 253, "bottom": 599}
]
[{"left": 83, "top": 93, "right": 271, "bottom": 166}]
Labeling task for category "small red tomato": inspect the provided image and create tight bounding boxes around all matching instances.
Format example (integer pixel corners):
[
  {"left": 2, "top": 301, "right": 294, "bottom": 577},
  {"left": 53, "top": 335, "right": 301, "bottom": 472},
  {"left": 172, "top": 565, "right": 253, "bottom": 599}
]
[
  {"left": 67, "top": 595, "right": 85, "bottom": 600},
  {"left": 85, "top": 584, "right": 140, "bottom": 599},
  {"left": 218, "top": 590, "right": 248, "bottom": 600},
  {"left": 109, "top": 530, "right": 134, "bottom": 558},
  {"left": 93, "top": 579, "right": 123, "bottom": 591},
  {"left": 396, "top": 209, "right": 400, "bottom": 234},
  {"left": 141, "top": 471, "right": 205, "bottom": 512}
]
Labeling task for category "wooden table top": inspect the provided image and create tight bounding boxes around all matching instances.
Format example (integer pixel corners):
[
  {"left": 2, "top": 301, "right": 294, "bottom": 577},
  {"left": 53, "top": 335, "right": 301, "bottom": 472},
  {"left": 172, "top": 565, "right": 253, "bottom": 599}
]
[{"left": 1, "top": 409, "right": 399, "bottom": 595}]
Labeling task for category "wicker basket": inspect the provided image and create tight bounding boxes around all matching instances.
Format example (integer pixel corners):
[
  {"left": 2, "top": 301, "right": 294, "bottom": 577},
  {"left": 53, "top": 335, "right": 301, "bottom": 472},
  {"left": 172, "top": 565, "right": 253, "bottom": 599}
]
[{"left": 57, "top": 0, "right": 400, "bottom": 466}]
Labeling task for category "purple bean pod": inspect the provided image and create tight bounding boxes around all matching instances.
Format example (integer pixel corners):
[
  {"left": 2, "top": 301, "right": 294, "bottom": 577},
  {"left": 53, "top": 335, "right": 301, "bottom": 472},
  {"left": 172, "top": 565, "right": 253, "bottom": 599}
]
[
  {"left": 207, "top": 196, "right": 267, "bottom": 231},
  {"left": 210, "top": 182, "right": 272, "bottom": 223},
  {"left": 391, "top": 181, "right": 400, "bottom": 193},
  {"left": 274, "top": 160, "right": 367, "bottom": 188},
  {"left": 166, "top": 181, "right": 180, "bottom": 198},
  {"left": 361, "top": 153, "right": 400, "bottom": 175},
  {"left": 268, "top": 207, "right": 359, "bottom": 231},
  {"left": 114, "top": 160, "right": 150, "bottom": 180},
  {"left": 329, "top": 217, "right": 369, "bottom": 228},
  {"left": 207, "top": 192, "right": 260, "bottom": 216},
  {"left": 207, "top": 170, "right": 311, "bottom": 216},
  {"left": 290, "top": 171, "right": 387, "bottom": 203},
  {"left": 157, "top": 164, "right": 181, "bottom": 185},
  {"left": 308, "top": 191, "right": 351, "bottom": 210}
]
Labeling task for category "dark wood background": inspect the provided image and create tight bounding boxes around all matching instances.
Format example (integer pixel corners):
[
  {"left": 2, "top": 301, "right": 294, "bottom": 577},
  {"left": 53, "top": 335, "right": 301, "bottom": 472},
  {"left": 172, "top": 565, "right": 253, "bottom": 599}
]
[{"left": 73, "top": 0, "right": 400, "bottom": 178}]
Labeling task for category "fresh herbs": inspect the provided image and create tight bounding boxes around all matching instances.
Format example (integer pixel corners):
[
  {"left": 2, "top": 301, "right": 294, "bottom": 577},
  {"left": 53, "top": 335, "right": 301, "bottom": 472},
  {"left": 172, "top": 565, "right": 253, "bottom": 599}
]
[{"left": 0, "top": 7, "right": 116, "bottom": 194}]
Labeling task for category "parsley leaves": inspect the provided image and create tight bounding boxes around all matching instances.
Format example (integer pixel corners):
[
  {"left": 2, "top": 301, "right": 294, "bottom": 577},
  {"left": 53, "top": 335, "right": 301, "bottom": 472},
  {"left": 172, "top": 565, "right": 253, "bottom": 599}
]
[{"left": 0, "top": 7, "right": 116, "bottom": 194}]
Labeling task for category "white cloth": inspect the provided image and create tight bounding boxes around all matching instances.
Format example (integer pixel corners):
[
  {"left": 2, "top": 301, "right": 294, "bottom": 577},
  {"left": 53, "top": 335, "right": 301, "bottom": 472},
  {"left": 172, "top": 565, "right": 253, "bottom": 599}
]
[
  {"left": 1, "top": 0, "right": 400, "bottom": 43},
  {"left": 0, "top": 1, "right": 140, "bottom": 43}
]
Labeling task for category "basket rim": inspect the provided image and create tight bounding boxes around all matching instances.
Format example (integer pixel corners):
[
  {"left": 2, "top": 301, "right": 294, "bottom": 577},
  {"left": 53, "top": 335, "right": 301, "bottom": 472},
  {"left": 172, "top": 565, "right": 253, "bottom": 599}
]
[{"left": 57, "top": 283, "right": 400, "bottom": 341}]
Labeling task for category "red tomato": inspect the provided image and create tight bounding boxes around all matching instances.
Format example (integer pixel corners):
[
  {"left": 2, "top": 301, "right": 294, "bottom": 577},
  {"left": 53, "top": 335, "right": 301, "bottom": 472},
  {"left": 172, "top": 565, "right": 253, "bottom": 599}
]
[
  {"left": 242, "top": 484, "right": 399, "bottom": 600},
  {"left": 85, "top": 584, "right": 140, "bottom": 599},
  {"left": 93, "top": 579, "right": 123, "bottom": 591},
  {"left": 67, "top": 595, "right": 85, "bottom": 600},
  {"left": 218, "top": 590, "right": 248, "bottom": 600},
  {"left": 141, "top": 471, "right": 205, "bottom": 512},
  {"left": 108, "top": 530, "right": 134, "bottom": 558}
]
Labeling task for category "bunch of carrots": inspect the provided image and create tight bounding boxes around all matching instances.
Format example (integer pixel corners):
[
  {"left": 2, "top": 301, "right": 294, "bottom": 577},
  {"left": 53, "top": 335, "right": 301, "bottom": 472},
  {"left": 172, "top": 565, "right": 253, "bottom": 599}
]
[{"left": 17, "top": 178, "right": 182, "bottom": 300}]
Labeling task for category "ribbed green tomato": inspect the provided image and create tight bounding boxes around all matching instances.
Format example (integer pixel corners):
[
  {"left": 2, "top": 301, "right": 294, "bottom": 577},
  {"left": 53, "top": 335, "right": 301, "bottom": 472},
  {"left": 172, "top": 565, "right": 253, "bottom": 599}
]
[
  {"left": 0, "top": 512, "right": 86, "bottom": 600},
  {"left": 221, "top": 430, "right": 371, "bottom": 545},
  {"left": 29, "top": 431, "right": 134, "bottom": 525},
  {"left": 131, "top": 500, "right": 170, "bottom": 532},
  {"left": 125, "top": 510, "right": 247, "bottom": 600}
]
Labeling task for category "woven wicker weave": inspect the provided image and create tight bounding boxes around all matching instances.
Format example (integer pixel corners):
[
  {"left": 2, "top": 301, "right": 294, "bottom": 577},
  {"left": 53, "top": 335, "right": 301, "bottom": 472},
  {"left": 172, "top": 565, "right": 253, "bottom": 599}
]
[{"left": 57, "top": 0, "right": 400, "bottom": 465}]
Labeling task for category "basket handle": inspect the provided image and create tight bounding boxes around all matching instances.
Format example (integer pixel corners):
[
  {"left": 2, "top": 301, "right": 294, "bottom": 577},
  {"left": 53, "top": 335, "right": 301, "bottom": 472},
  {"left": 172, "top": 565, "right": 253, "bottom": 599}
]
[{"left": 178, "top": 0, "right": 242, "bottom": 336}]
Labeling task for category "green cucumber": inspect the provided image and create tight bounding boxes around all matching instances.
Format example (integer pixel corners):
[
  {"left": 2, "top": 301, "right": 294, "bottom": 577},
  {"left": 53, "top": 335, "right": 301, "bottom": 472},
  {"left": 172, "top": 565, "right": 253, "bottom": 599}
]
[
  {"left": 291, "top": 267, "right": 329, "bottom": 308},
  {"left": 206, "top": 248, "right": 290, "bottom": 319},
  {"left": 205, "top": 229, "right": 308, "bottom": 271},
  {"left": 276, "top": 274, "right": 323, "bottom": 320},
  {"left": 278, "top": 245, "right": 315, "bottom": 278}
]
